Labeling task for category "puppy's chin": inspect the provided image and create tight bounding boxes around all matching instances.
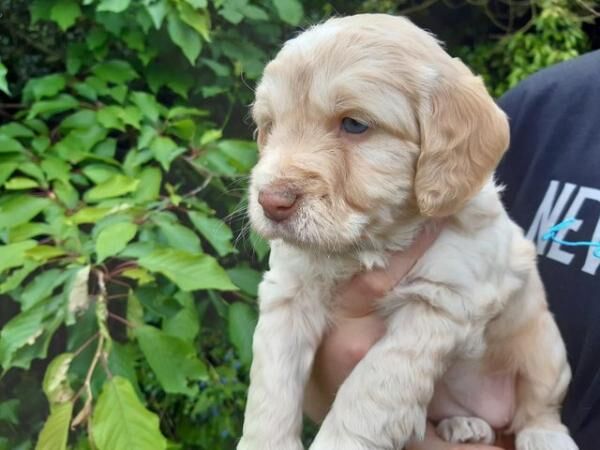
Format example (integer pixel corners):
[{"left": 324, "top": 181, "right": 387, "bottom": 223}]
[{"left": 248, "top": 200, "right": 369, "bottom": 253}]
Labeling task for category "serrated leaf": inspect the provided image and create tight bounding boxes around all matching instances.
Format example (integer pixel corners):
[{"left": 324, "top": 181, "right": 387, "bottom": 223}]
[
  {"left": 42, "top": 353, "right": 74, "bottom": 406},
  {"left": 138, "top": 248, "right": 236, "bottom": 292},
  {"left": 35, "top": 402, "right": 73, "bottom": 450},
  {"left": 145, "top": 0, "right": 170, "bottom": 29},
  {"left": 122, "top": 267, "right": 154, "bottom": 285},
  {"left": 273, "top": 0, "right": 303, "bottom": 25},
  {"left": 136, "top": 325, "right": 206, "bottom": 395},
  {"left": 96, "top": 222, "right": 138, "bottom": 262},
  {"left": 84, "top": 174, "right": 140, "bottom": 202},
  {"left": 228, "top": 302, "right": 257, "bottom": 366},
  {"left": 92, "top": 377, "right": 167, "bottom": 450},
  {"left": 167, "top": 13, "right": 202, "bottom": 65},
  {"left": 50, "top": 0, "right": 81, "bottom": 31},
  {"left": 188, "top": 211, "right": 235, "bottom": 257},
  {"left": 97, "top": 0, "right": 131, "bottom": 13}
]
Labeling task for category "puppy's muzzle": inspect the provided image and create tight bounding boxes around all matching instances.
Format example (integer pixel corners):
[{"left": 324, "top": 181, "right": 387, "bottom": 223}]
[{"left": 258, "top": 186, "right": 299, "bottom": 222}]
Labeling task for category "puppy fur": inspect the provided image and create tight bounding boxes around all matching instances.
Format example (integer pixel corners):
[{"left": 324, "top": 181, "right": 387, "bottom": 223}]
[{"left": 239, "top": 14, "right": 577, "bottom": 450}]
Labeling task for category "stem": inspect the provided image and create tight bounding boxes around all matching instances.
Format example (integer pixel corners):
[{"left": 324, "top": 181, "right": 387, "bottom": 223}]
[
  {"left": 108, "top": 312, "right": 134, "bottom": 328},
  {"left": 72, "top": 332, "right": 100, "bottom": 359}
]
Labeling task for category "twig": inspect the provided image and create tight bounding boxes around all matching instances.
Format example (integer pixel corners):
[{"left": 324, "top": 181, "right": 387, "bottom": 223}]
[
  {"left": 108, "top": 312, "right": 134, "bottom": 328},
  {"left": 72, "top": 332, "right": 100, "bottom": 359}
]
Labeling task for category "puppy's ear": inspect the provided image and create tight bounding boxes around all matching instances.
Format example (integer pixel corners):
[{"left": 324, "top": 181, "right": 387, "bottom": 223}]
[{"left": 415, "top": 67, "right": 509, "bottom": 217}]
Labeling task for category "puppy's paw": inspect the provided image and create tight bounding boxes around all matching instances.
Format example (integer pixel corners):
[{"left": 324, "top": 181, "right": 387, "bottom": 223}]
[
  {"left": 516, "top": 428, "right": 578, "bottom": 450},
  {"left": 436, "top": 416, "right": 495, "bottom": 445}
]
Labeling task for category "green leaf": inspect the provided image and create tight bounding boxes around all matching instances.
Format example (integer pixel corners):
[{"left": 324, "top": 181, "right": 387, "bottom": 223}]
[
  {"left": 85, "top": 174, "right": 140, "bottom": 202},
  {"left": 24, "top": 74, "right": 67, "bottom": 101},
  {"left": 227, "top": 266, "right": 261, "bottom": 296},
  {"left": 42, "top": 353, "right": 74, "bottom": 406},
  {"left": 96, "top": 222, "right": 138, "bottom": 262},
  {"left": 136, "top": 326, "right": 207, "bottom": 395},
  {"left": 0, "top": 195, "right": 50, "bottom": 229},
  {"left": 25, "top": 245, "right": 67, "bottom": 262},
  {"left": 5, "top": 177, "right": 39, "bottom": 190},
  {"left": 155, "top": 219, "right": 201, "bottom": 253},
  {"left": 35, "top": 402, "right": 73, "bottom": 450},
  {"left": 188, "top": 211, "right": 235, "bottom": 257},
  {"left": 272, "top": 0, "right": 303, "bottom": 25},
  {"left": 0, "top": 240, "right": 37, "bottom": 273},
  {"left": 0, "top": 60, "right": 9, "bottom": 95},
  {"left": 133, "top": 166, "right": 161, "bottom": 203},
  {"left": 92, "top": 377, "right": 167, "bottom": 450},
  {"left": 0, "top": 302, "right": 46, "bottom": 370},
  {"left": 0, "top": 122, "right": 34, "bottom": 138},
  {"left": 130, "top": 92, "right": 161, "bottom": 123},
  {"left": 0, "top": 399, "right": 19, "bottom": 425},
  {"left": 21, "top": 269, "right": 69, "bottom": 311},
  {"left": 228, "top": 302, "right": 257, "bottom": 366},
  {"left": 167, "top": 13, "right": 202, "bottom": 65},
  {"left": 50, "top": 0, "right": 81, "bottom": 31},
  {"left": 144, "top": 0, "right": 169, "bottom": 29},
  {"left": 121, "top": 267, "right": 154, "bottom": 285},
  {"left": 92, "top": 60, "right": 138, "bottom": 84},
  {"left": 97, "top": 0, "right": 131, "bottom": 13},
  {"left": 0, "top": 135, "right": 25, "bottom": 153},
  {"left": 82, "top": 164, "right": 120, "bottom": 184},
  {"left": 27, "top": 94, "right": 79, "bottom": 119},
  {"left": 138, "top": 248, "right": 237, "bottom": 291},
  {"left": 177, "top": 2, "right": 210, "bottom": 41},
  {"left": 149, "top": 136, "right": 185, "bottom": 171},
  {"left": 163, "top": 296, "right": 199, "bottom": 343},
  {"left": 60, "top": 110, "right": 97, "bottom": 130}
]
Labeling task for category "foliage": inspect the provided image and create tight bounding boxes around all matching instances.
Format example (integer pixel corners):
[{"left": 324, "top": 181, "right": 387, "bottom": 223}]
[{"left": 0, "top": 1, "right": 597, "bottom": 450}]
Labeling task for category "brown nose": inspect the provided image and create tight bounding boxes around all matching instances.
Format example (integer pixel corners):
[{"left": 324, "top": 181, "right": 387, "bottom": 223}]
[{"left": 258, "top": 188, "right": 299, "bottom": 222}]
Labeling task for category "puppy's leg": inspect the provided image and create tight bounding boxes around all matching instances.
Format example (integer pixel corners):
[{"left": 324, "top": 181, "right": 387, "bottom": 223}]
[
  {"left": 309, "top": 301, "right": 466, "bottom": 450},
  {"left": 436, "top": 416, "right": 495, "bottom": 444},
  {"left": 489, "top": 272, "right": 578, "bottom": 450},
  {"left": 238, "top": 271, "right": 329, "bottom": 450},
  {"left": 510, "top": 311, "right": 578, "bottom": 450}
]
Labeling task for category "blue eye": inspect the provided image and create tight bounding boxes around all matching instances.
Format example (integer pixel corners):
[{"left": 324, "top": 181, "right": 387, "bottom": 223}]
[{"left": 341, "top": 117, "right": 368, "bottom": 134}]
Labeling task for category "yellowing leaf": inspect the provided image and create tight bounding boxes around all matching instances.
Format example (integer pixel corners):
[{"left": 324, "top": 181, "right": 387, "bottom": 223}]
[
  {"left": 92, "top": 377, "right": 167, "bottom": 450},
  {"left": 42, "top": 353, "right": 74, "bottom": 406},
  {"left": 35, "top": 402, "right": 73, "bottom": 450},
  {"left": 67, "top": 266, "right": 91, "bottom": 315}
]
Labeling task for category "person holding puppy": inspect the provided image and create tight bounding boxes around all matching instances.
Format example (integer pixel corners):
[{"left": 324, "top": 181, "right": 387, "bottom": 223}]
[{"left": 305, "top": 50, "right": 600, "bottom": 450}]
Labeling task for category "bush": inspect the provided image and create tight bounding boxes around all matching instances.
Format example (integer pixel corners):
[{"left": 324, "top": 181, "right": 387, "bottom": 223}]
[{"left": 0, "top": 1, "right": 597, "bottom": 450}]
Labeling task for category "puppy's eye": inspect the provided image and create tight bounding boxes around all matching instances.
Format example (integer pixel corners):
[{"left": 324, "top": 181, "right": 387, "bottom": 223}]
[{"left": 341, "top": 117, "right": 368, "bottom": 134}]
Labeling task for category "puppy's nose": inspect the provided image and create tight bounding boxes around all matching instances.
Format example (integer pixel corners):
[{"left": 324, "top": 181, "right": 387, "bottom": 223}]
[{"left": 258, "top": 188, "right": 299, "bottom": 222}]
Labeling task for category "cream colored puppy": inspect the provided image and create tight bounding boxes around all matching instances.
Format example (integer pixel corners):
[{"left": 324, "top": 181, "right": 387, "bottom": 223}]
[{"left": 239, "top": 14, "right": 577, "bottom": 450}]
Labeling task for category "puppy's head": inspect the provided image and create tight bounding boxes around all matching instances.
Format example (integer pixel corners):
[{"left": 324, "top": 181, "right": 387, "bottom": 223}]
[{"left": 248, "top": 14, "right": 509, "bottom": 252}]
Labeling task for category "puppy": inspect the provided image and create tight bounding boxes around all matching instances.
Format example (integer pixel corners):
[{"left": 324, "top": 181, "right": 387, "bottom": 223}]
[{"left": 239, "top": 14, "right": 577, "bottom": 450}]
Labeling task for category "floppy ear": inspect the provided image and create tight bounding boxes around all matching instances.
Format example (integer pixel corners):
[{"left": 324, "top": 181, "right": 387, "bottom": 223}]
[{"left": 415, "top": 67, "right": 509, "bottom": 217}]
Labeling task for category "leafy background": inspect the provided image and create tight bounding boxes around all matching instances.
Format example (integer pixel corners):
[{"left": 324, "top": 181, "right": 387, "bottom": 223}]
[{"left": 0, "top": 0, "right": 598, "bottom": 449}]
